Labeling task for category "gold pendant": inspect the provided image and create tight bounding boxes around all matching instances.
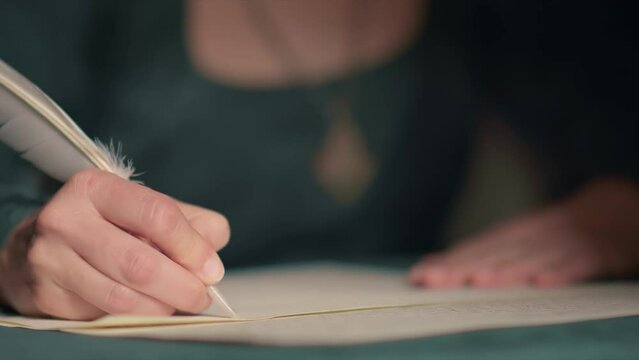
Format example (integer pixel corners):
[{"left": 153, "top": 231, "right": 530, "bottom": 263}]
[{"left": 312, "top": 98, "right": 378, "bottom": 204}]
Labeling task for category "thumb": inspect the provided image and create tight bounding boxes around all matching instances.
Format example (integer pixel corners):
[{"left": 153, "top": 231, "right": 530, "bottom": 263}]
[{"left": 176, "top": 201, "right": 231, "bottom": 251}]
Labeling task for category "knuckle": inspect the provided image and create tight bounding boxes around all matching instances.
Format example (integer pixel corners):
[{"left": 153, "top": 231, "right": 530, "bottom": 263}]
[
  {"left": 122, "top": 248, "right": 158, "bottom": 285},
  {"left": 67, "top": 168, "right": 104, "bottom": 195},
  {"left": 140, "top": 196, "right": 182, "bottom": 236},
  {"left": 104, "top": 283, "right": 137, "bottom": 313},
  {"left": 26, "top": 240, "right": 49, "bottom": 268},
  {"left": 35, "top": 207, "right": 66, "bottom": 234}
]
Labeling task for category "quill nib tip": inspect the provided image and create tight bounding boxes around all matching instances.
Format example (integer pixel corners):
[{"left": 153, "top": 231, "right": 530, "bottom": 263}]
[{"left": 202, "top": 286, "right": 237, "bottom": 318}]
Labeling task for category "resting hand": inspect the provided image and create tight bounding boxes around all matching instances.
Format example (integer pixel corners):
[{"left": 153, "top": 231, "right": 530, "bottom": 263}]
[
  {"left": 0, "top": 169, "right": 230, "bottom": 320},
  {"left": 410, "top": 177, "right": 639, "bottom": 288}
]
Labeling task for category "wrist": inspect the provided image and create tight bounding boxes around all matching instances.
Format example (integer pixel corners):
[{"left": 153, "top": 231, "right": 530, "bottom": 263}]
[
  {"left": 564, "top": 176, "right": 639, "bottom": 230},
  {"left": 561, "top": 176, "right": 639, "bottom": 276}
]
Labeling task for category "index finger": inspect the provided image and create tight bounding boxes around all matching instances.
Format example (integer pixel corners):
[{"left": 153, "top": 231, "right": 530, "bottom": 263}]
[{"left": 79, "top": 170, "right": 224, "bottom": 285}]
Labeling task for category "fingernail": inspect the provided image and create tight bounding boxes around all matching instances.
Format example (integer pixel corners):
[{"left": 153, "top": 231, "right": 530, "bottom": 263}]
[{"left": 203, "top": 257, "right": 224, "bottom": 283}]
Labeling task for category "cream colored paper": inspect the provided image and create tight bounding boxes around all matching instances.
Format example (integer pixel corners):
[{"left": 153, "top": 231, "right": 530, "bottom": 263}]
[{"left": 1, "top": 264, "right": 639, "bottom": 345}]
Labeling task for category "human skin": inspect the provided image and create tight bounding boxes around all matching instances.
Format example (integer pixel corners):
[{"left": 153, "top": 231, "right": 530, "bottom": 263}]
[
  {"left": 188, "top": 0, "right": 639, "bottom": 289},
  {"left": 1, "top": 1, "right": 637, "bottom": 320},
  {"left": 410, "top": 177, "right": 639, "bottom": 288},
  {"left": 0, "top": 169, "right": 230, "bottom": 320}
]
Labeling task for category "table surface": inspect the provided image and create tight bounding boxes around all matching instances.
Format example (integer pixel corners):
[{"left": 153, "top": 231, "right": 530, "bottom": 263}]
[
  {"left": 2, "top": 259, "right": 638, "bottom": 360},
  {"left": 2, "top": 316, "right": 639, "bottom": 360}
]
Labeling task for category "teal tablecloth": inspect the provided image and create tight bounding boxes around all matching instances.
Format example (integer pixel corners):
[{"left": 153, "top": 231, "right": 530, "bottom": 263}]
[
  {"left": 2, "top": 260, "right": 638, "bottom": 359},
  {"left": 2, "top": 316, "right": 638, "bottom": 360}
]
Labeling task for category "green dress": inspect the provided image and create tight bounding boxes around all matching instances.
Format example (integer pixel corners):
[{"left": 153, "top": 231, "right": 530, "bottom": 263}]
[
  {"left": 0, "top": 1, "right": 473, "bottom": 267},
  {"left": 1, "top": 1, "right": 636, "bottom": 268}
]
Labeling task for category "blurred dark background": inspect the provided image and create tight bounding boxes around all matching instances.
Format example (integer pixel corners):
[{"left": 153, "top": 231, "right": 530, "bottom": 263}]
[{"left": 0, "top": 1, "right": 637, "bottom": 265}]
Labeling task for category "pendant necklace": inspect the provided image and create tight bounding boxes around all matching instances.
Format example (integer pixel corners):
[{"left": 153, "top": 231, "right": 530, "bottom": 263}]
[{"left": 243, "top": 0, "right": 378, "bottom": 205}]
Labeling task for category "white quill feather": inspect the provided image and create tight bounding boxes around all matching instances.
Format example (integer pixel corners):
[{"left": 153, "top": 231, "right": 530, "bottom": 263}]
[
  {"left": 0, "top": 58, "right": 134, "bottom": 181},
  {"left": 0, "top": 59, "right": 236, "bottom": 318}
]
